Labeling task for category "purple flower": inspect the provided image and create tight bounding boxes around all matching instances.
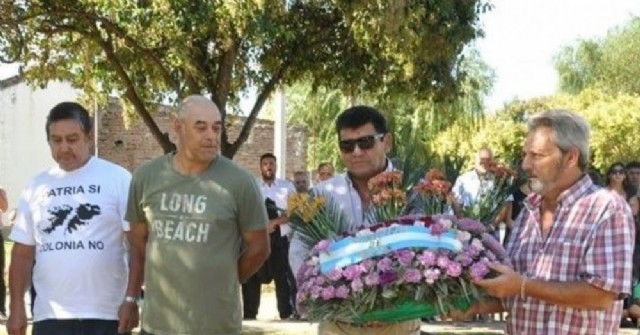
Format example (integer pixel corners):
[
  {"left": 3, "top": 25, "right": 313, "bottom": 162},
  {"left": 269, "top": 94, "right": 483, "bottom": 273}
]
[
  {"left": 464, "top": 244, "right": 481, "bottom": 258},
  {"left": 470, "top": 261, "right": 490, "bottom": 281},
  {"left": 423, "top": 268, "right": 441, "bottom": 284},
  {"left": 377, "top": 257, "right": 394, "bottom": 272},
  {"left": 335, "top": 285, "right": 350, "bottom": 299},
  {"left": 481, "top": 233, "right": 507, "bottom": 260},
  {"left": 364, "top": 272, "right": 380, "bottom": 286},
  {"left": 456, "top": 253, "right": 474, "bottom": 267},
  {"left": 456, "top": 218, "right": 486, "bottom": 234},
  {"left": 351, "top": 277, "right": 364, "bottom": 292},
  {"left": 430, "top": 222, "right": 446, "bottom": 236},
  {"left": 432, "top": 214, "right": 458, "bottom": 224},
  {"left": 321, "top": 286, "right": 336, "bottom": 300},
  {"left": 343, "top": 264, "right": 365, "bottom": 280},
  {"left": 437, "top": 255, "right": 450, "bottom": 269},
  {"left": 403, "top": 268, "right": 422, "bottom": 283},
  {"left": 313, "top": 239, "right": 332, "bottom": 253},
  {"left": 327, "top": 268, "right": 343, "bottom": 281},
  {"left": 379, "top": 271, "right": 398, "bottom": 286},
  {"left": 417, "top": 250, "right": 437, "bottom": 267},
  {"left": 310, "top": 286, "right": 322, "bottom": 299},
  {"left": 446, "top": 261, "right": 463, "bottom": 278},
  {"left": 396, "top": 249, "right": 415, "bottom": 267},
  {"left": 485, "top": 250, "right": 497, "bottom": 262},
  {"left": 314, "top": 276, "right": 326, "bottom": 286}
]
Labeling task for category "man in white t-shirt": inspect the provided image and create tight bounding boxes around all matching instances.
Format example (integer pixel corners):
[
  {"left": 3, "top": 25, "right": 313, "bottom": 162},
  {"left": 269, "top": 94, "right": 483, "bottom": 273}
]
[{"left": 6, "top": 102, "right": 137, "bottom": 335}]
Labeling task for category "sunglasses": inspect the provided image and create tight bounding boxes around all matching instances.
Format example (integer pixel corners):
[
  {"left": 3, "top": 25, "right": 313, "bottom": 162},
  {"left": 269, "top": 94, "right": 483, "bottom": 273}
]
[
  {"left": 339, "top": 133, "right": 385, "bottom": 153},
  {"left": 611, "top": 169, "right": 625, "bottom": 175}
]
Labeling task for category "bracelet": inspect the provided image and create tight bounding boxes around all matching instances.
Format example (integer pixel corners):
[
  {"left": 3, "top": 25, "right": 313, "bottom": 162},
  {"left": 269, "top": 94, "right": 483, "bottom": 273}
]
[
  {"left": 124, "top": 296, "right": 138, "bottom": 305},
  {"left": 520, "top": 277, "right": 527, "bottom": 299}
]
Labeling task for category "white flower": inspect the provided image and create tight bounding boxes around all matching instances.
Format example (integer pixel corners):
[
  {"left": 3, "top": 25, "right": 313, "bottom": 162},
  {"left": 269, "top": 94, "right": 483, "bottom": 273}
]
[
  {"left": 471, "top": 238, "right": 485, "bottom": 250},
  {"left": 307, "top": 256, "right": 320, "bottom": 266},
  {"left": 414, "top": 220, "right": 426, "bottom": 227},
  {"left": 457, "top": 231, "right": 472, "bottom": 242},
  {"left": 355, "top": 229, "right": 374, "bottom": 237},
  {"left": 440, "top": 219, "right": 453, "bottom": 230}
]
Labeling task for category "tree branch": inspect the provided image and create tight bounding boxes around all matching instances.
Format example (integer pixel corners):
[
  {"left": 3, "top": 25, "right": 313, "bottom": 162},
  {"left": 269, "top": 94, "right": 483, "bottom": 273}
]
[{"left": 96, "top": 30, "right": 175, "bottom": 153}]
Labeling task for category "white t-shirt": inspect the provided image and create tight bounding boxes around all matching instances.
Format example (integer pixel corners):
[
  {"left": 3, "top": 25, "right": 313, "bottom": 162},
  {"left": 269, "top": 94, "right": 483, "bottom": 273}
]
[
  {"left": 259, "top": 178, "right": 296, "bottom": 236},
  {"left": 10, "top": 156, "right": 131, "bottom": 322}
]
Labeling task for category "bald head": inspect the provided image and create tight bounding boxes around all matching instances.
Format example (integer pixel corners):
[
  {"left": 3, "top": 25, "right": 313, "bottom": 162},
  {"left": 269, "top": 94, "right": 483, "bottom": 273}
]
[
  {"left": 177, "top": 95, "right": 220, "bottom": 119},
  {"left": 173, "top": 95, "right": 222, "bottom": 164}
]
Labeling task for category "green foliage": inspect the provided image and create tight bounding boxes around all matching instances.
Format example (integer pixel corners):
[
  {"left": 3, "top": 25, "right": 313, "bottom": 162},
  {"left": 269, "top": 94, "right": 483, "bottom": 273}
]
[
  {"left": 287, "top": 48, "right": 494, "bottom": 173},
  {"left": 554, "top": 17, "right": 640, "bottom": 96},
  {"left": 1, "top": 0, "right": 491, "bottom": 157}
]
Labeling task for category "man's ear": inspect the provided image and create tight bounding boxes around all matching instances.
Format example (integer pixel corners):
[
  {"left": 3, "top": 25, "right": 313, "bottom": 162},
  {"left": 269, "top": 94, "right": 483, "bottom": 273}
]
[{"left": 383, "top": 133, "right": 393, "bottom": 154}]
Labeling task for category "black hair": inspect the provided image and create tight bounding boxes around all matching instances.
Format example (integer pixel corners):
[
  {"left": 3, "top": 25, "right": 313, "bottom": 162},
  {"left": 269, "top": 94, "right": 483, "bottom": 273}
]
[
  {"left": 260, "top": 153, "right": 276, "bottom": 163},
  {"left": 335, "top": 105, "right": 387, "bottom": 137},
  {"left": 46, "top": 102, "right": 92, "bottom": 139},
  {"left": 605, "top": 161, "right": 625, "bottom": 186},
  {"left": 626, "top": 161, "right": 640, "bottom": 170}
]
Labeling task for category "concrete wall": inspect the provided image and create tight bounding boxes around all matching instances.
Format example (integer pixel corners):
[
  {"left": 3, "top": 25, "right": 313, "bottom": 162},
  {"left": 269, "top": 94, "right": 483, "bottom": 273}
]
[{"left": 0, "top": 78, "right": 79, "bottom": 208}]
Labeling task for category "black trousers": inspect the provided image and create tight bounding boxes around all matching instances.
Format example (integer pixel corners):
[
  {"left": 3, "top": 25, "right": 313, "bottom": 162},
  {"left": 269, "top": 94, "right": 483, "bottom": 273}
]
[
  {"left": 270, "top": 232, "right": 296, "bottom": 319},
  {"left": 241, "top": 273, "right": 262, "bottom": 319},
  {"left": 33, "top": 319, "right": 123, "bottom": 335}
]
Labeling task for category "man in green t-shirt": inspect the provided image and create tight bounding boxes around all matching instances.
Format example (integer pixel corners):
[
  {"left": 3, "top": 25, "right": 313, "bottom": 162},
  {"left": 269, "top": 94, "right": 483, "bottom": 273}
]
[{"left": 122, "top": 95, "right": 270, "bottom": 335}]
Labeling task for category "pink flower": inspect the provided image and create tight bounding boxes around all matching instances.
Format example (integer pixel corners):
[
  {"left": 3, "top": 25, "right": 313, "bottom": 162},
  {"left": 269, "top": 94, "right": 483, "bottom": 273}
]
[
  {"left": 470, "top": 261, "right": 490, "bottom": 281},
  {"left": 310, "top": 286, "right": 322, "bottom": 299},
  {"left": 313, "top": 239, "right": 332, "bottom": 253},
  {"left": 351, "top": 277, "right": 364, "bottom": 292},
  {"left": 335, "top": 285, "right": 350, "bottom": 299},
  {"left": 437, "top": 255, "right": 450, "bottom": 269},
  {"left": 364, "top": 272, "right": 380, "bottom": 286},
  {"left": 418, "top": 250, "right": 437, "bottom": 267},
  {"left": 321, "top": 286, "right": 336, "bottom": 300},
  {"left": 327, "top": 269, "right": 343, "bottom": 281},
  {"left": 430, "top": 222, "right": 446, "bottom": 235},
  {"left": 314, "top": 276, "right": 326, "bottom": 286},
  {"left": 423, "top": 268, "right": 440, "bottom": 284},
  {"left": 403, "top": 268, "right": 422, "bottom": 283},
  {"left": 343, "top": 264, "right": 365, "bottom": 280},
  {"left": 446, "top": 261, "right": 463, "bottom": 278},
  {"left": 377, "top": 257, "right": 394, "bottom": 272},
  {"left": 396, "top": 249, "right": 415, "bottom": 267}
]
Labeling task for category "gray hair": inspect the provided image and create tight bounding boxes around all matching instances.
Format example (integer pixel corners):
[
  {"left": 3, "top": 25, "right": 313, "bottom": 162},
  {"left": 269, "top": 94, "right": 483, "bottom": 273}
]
[
  {"left": 528, "top": 109, "right": 590, "bottom": 171},
  {"left": 176, "top": 95, "right": 218, "bottom": 119}
]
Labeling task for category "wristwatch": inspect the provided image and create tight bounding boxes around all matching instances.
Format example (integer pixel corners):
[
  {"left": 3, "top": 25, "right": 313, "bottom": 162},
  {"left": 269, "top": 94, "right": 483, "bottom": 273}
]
[{"left": 124, "top": 296, "right": 138, "bottom": 304}]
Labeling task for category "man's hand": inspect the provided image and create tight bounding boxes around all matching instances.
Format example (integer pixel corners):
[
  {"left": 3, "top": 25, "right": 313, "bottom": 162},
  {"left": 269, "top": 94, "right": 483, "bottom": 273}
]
[
  {"left": 267, "top": 216, "right": 288, "bottom": 234},
  {"left": 474, "top": 263, "right": 523, "bottom": 298},
  {"left": 6, "top": 308, "right": 27, "bottom": 335},
  {"left": 117, "top": 301, "right": 140, "bottom": 334}
]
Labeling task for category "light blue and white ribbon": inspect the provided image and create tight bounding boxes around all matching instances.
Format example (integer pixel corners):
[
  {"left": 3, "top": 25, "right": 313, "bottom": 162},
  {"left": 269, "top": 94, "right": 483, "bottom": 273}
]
[{"left": 319, "top": 224, "right": 463, "bottom": 274}]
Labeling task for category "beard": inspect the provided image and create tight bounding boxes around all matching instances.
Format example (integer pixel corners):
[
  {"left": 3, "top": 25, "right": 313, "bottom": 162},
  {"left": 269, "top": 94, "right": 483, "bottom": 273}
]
[{"left": 528, "top": 178, "right": 545, "bottom": 194}]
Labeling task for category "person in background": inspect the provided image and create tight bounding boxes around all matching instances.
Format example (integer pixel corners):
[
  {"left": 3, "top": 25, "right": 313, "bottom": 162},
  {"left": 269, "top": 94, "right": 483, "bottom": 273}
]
[
  {"left": 293, "top": 171, "right": 310, "bottom": 193},
  {"left": 257, "top": 153, "right": 298, "bottom": 320},
  {"left": 316, "top": 162, "right": 335, "bottom": 183}
]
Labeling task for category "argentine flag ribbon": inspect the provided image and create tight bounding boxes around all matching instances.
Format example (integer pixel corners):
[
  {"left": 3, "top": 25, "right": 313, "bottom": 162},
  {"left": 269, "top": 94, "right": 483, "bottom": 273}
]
[{"left": 318, "top": 224, "right": 464, "bottom": 274}]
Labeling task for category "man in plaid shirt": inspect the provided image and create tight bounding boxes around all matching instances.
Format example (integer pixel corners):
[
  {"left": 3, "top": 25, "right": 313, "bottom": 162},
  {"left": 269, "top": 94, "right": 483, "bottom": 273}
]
[{"left": 455, "top": 110, "right": 635, "bottom": 335}]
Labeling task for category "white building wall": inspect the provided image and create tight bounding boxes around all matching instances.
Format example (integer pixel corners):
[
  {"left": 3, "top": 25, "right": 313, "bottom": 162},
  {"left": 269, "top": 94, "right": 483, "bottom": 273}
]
[{"left": 0, "top": 79, "right": 79, "bottom": 211}]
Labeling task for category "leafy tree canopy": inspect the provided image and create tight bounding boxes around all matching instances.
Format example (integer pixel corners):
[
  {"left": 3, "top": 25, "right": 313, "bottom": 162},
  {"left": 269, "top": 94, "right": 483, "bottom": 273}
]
[
  {"left": 554, "top": 16, "right": 640, "bottom": 95},
  {"left": 0, "top": 0, "right": 492, "bottom": 157}
]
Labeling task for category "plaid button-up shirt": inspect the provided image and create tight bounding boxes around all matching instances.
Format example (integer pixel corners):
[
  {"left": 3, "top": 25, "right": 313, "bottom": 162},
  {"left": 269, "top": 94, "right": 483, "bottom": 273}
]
[{"left": 504, "top": 175, "right": 635, "bottom": 335}]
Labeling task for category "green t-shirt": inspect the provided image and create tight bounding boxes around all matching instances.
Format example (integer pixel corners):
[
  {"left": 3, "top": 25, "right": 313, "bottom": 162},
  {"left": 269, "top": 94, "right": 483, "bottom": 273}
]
[{"left": 126, "top": 154, "right": 267, "bottom": 335}]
